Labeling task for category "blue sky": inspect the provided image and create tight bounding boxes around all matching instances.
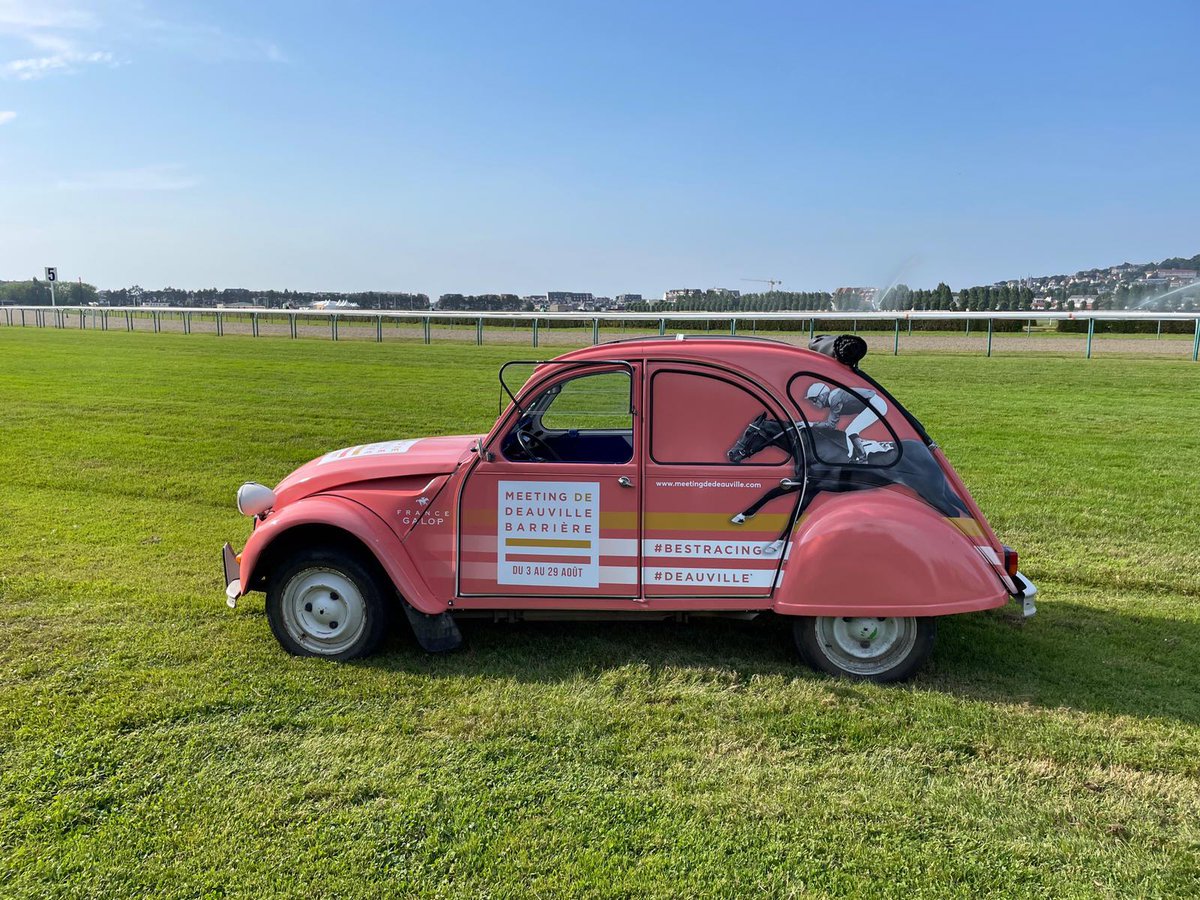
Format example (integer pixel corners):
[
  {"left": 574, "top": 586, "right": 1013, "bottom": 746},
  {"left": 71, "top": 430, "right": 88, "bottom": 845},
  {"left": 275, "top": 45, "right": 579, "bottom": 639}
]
[{"left": 1, "top": 0, "right": 1197, "bottom": 297}]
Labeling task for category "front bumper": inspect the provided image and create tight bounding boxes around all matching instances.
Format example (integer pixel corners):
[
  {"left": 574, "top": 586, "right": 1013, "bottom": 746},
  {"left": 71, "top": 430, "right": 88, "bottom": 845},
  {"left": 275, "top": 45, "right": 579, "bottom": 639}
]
[
  {"left": 222, "top": 542, "right": 242, "bottom": 608},
  {"left": 1011, "top": 570, "right": 1038, "bottom": 617}
]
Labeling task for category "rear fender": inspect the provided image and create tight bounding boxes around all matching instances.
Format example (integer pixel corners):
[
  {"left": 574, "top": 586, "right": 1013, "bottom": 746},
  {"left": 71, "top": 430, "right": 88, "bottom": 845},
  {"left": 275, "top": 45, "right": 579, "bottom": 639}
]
[
  {"left": 239, "top": 494, "right": 445, "bottom": 614},
  {"left": 774, "top": 489, "right": 1009, "bottom": 617}
]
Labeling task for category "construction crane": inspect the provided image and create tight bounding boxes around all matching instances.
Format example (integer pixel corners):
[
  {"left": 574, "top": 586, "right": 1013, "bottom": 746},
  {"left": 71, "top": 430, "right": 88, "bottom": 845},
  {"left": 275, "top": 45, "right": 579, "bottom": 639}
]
[{"left": 742, "top": 278, "right": 782, "bottom": 291}]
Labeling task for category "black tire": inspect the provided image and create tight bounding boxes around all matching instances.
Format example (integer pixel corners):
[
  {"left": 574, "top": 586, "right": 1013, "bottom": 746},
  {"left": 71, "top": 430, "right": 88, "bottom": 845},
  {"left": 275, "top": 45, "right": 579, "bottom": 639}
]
[
  {"left": 265, "top": 546, "right": 391, "bottom": 660},
  {"left": 793, "top": 615, "right": 936, "bottom": 683}
]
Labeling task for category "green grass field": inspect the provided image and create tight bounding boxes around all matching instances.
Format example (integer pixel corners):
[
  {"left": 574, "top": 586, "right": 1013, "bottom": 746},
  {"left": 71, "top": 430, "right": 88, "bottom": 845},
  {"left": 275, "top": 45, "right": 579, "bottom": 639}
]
[{"left": 2, "top": 328, "right": 1199, "bottom": 898}]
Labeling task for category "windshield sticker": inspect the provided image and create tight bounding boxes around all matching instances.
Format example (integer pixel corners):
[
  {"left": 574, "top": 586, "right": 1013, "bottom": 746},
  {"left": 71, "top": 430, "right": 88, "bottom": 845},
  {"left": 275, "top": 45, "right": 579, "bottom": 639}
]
[
  {"left": 498, "top": 480, "right": 600, "bottom": 587},
  {"left": 319, "top": 439, "right": 420, "bottom": 464}
]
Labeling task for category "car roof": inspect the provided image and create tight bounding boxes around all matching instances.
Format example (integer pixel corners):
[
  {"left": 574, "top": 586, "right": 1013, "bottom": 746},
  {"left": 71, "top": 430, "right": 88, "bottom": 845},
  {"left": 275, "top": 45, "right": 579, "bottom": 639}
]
[{"left": 549, "top": 334, "right": 831, "bottom": 367}]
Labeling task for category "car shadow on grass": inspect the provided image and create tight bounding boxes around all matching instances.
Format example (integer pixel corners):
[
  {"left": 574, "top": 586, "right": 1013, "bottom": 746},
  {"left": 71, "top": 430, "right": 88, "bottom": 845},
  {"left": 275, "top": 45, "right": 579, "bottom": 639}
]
[{"left": 355, "top": 598, "right": 1200, "bottom": 726}]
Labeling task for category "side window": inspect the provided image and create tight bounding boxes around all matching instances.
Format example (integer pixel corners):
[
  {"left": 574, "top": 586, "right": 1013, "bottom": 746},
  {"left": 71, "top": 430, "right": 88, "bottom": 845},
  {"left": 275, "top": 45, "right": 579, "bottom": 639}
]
[
  {"left": 541, "top": 371, "right": 631, "bottom": 433},
  {"left": 788, "top": 374, "right": 900, "bottom": 467},
  {"left": 650, "top": 370, "right": 789, "bottom": 466},
  {"left": 503, "top": 370, "right": 633, "bottom": 464}
]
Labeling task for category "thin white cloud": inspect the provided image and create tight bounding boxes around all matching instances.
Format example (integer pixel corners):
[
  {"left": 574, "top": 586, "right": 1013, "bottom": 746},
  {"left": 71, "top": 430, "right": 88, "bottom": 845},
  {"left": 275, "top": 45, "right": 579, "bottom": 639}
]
[
  {"left": 0, "top": 2, "right": 98, "bottom": 30},
  {"left": 56, "top": 163, "right": 198, "bottom": 192},
  {"left": 0, "top": 0, "right": 115, "bottom": 79},
  {"left": 4, "top": 48, "right": 114, "bottom": 80},
  {"left": 0, "top": 1, "right": 284, "bottom": 81},
  {"left": 0, "top": 110, "right": 15, "bottom": 125}
]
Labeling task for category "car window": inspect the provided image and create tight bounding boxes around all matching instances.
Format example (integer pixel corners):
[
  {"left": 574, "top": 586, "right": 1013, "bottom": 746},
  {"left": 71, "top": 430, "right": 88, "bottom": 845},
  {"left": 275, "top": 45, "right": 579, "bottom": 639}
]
[
  {"left": 650, "top": 370, "right": 789, "bottom": 466},
  {"left": 788, "top": 374, "right": 900, "bottom": 467},
  {"left": 540, "top": 370, "right": 632, "bottom": 432},
  {"left": 502, "top": 369, "right": 633, "bottom": 464}
]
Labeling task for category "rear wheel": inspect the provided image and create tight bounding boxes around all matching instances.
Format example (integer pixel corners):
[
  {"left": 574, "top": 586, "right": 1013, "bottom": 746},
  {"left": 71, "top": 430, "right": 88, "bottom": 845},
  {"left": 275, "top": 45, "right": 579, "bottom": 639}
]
[
  {"left": 794, "top": 615, "right": 936, "bottom": 683},
  {"left": 265, "top": 547, "right": 390, "bottom": 660}
]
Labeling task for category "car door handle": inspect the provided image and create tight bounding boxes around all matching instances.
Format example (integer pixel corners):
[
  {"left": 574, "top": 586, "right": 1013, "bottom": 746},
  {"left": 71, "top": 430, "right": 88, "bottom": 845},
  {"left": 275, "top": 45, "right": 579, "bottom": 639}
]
[
  {"left": 779, "top": 478, "right": 802, "bottom": 489},
  {"left": 617, "top": 476, "right": 633, "bottom": 488}
]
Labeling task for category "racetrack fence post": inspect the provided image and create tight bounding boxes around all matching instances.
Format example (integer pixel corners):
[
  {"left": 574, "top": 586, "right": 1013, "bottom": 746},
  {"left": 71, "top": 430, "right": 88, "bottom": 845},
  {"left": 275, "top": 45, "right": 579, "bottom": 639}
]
[
  {"left": 987, "top": 319, "right": 993, "bottom": 357},
  {"left": 1086, "top": 318, "right": 1095, "bottom": 359}
]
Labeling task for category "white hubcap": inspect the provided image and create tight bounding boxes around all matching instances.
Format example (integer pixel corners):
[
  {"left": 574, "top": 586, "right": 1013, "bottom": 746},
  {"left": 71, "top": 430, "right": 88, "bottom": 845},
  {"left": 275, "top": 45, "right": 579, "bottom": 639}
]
[
  {"left": 815, "top": 616, "right": 918, "bottom": 676},
  {"left": 281, "top": 568, "right": 367, "bottom": 655}
]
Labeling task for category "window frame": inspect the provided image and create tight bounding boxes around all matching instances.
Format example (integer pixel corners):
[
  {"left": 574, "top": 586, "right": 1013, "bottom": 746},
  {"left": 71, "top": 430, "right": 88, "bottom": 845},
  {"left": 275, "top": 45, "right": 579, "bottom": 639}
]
[{"left": 496, "top": 360, "right": 637, "bottom": 466}]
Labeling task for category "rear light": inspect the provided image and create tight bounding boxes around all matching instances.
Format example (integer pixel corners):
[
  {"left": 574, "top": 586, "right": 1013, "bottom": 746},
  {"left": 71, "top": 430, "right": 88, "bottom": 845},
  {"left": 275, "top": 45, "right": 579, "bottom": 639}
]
[{"left": 1002, "top": 545, "right": 1019, "bottom": 578}]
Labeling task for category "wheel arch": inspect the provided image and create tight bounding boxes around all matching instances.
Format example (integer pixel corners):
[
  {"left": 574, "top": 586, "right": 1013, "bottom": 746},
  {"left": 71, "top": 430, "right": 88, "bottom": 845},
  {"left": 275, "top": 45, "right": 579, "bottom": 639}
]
[
  {"left": 240, "top": 495, "right": 444, "bottom": 614},
  {"left": 774, "top": 488, "right": 1009, "bottom": 617},
  {"left": 251, "top": 523, "right": 382, "bottom": 591}
]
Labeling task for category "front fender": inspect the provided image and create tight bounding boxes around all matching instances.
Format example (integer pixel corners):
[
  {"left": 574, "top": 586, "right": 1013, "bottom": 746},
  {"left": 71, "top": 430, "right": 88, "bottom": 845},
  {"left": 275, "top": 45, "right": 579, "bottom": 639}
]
[
  {"left": 774, "top": 489, "right": 1009, "bottom": 617},
  {"left": 239, "top": 494, "right": 446, "bottom": 614}
]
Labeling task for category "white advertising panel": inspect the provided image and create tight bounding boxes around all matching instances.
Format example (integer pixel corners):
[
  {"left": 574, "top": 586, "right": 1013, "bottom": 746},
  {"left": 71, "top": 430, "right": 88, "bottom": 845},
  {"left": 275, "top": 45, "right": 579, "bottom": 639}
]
[{"left": 497, "top": 480, "right": 600, "bottom": 587}]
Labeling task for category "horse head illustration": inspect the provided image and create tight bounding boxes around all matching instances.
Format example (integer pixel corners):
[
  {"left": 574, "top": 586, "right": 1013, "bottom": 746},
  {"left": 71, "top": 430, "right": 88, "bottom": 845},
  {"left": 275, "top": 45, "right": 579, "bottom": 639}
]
[{"left": 727, "top": 413, "right": 789, "bottom": 463}]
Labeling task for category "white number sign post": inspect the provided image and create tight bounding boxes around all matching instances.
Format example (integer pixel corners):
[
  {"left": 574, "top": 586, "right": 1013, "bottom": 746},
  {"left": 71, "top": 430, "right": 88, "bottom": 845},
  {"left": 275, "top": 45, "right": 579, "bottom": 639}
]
[{"left": 44, "top": 267, "right": 57, "bottom": 307}]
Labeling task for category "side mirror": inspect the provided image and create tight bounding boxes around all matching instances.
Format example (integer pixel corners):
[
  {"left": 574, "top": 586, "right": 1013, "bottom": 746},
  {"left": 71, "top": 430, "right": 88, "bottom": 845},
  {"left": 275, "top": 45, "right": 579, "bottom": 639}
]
[{"left": 474, "top": 437, "right": 493, "bottom": 462}]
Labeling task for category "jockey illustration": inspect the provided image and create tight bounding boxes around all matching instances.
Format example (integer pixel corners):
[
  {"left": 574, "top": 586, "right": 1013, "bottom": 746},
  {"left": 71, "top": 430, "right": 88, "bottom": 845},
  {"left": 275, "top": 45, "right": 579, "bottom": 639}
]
[{"left": 804, "top": 382, "right": 888, "bottom": 464}]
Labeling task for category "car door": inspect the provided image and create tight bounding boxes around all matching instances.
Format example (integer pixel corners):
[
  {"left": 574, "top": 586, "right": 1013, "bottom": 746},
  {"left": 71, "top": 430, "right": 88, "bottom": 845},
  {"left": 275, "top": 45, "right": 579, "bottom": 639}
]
[
  {"left": 641, "top": 363, "right": 800, "bottom": 601},
  {"left": 457, "top": 363, "right": 641, "bottom": 599}
]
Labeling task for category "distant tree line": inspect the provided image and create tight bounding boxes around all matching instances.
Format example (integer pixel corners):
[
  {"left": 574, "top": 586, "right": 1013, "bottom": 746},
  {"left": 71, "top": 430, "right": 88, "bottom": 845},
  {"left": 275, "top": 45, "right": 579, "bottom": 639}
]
[
  {"left": 0, "top": 279, "right": 98, "bottom": 306},
  {"left": 436, "top": 294, "right": 527, "bottom": 311},
  {"left": 626, "top": 290, "right": 835, "bottom": 313},
  {"left": 0, "top": 282, "right": 429, "bottom": 310}
]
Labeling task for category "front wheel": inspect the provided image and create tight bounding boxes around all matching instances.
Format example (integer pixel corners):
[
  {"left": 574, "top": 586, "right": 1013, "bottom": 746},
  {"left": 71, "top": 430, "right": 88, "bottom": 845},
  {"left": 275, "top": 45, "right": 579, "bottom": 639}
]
[
  {"left": 793, "top": 616, "right": 936, "bottom": 683},
  {"left": 265, "top": 547, "right": 390, "bottom": 660}
]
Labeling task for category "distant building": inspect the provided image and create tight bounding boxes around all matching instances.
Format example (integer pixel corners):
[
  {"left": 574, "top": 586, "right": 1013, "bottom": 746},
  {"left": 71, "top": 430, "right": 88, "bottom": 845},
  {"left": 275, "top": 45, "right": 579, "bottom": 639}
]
[
  {"left": 709, "top": 287, "right": 741, "bottom": 298},
  {"left": 615, "top": 294, "right": 642, "bottom": 304},
  {"left": 1155, "top": 269, "right": 1199, "bottom": 282},
  {"left": 547, "top": 291, "right": 592, "bottom": 307},
  {"left": 664, "top": 289, "right": 703, "bottom": 302}
]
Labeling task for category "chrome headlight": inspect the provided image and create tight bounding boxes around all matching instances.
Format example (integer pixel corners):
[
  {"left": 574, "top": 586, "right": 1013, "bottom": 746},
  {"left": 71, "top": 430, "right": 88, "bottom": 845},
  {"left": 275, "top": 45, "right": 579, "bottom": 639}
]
[{"left": 236, "top": 482, "right": 276, "bottom": 517}]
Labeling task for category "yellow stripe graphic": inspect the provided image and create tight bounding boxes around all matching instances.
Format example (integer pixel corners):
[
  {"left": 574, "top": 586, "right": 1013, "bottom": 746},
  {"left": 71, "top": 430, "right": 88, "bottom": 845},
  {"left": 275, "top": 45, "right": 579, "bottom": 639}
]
[
  {"left": 645, "top": 512, "right": 790, "bottom": 532},
  {"left": 505, "top": 538, "right": 592, "bottom": 549},
  {"left": 947, "top": 517, "right": 984, "bottom": 537}
]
